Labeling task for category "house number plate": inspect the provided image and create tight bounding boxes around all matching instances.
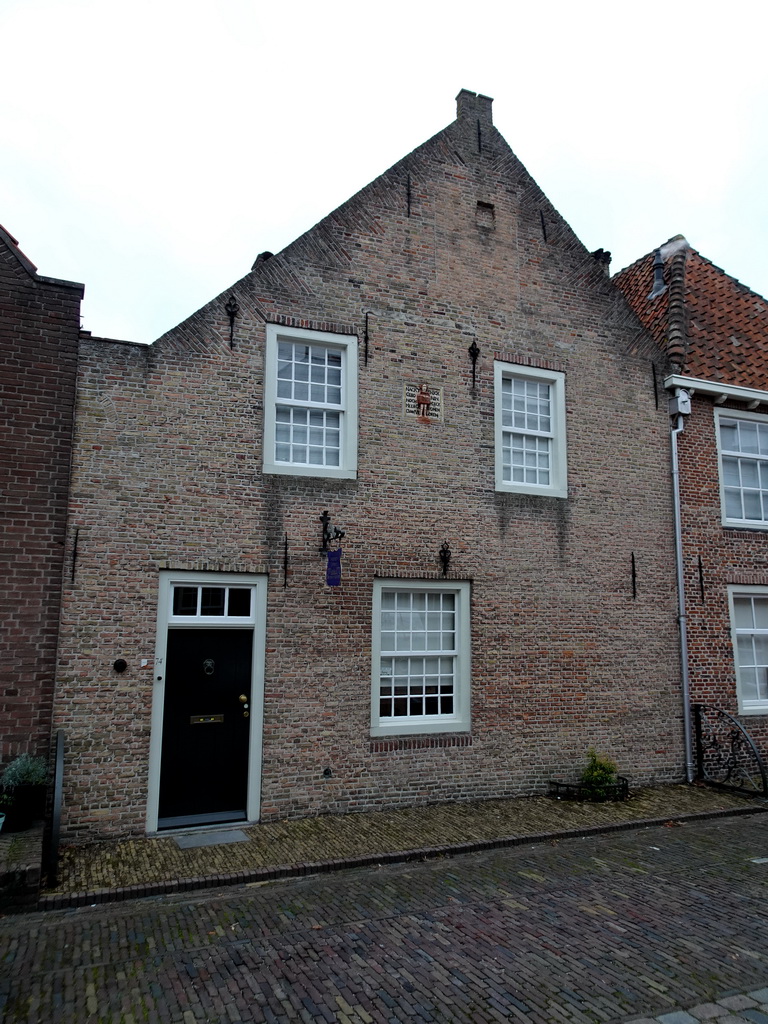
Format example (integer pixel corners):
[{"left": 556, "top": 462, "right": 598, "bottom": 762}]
[{"left": 190, "top": 715, "right": 224, "bottom": 724}]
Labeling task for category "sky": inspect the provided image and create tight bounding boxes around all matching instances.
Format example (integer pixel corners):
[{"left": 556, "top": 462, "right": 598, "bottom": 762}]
[{"left": 3, "top": 0, "right": 767, "bottom": 344}]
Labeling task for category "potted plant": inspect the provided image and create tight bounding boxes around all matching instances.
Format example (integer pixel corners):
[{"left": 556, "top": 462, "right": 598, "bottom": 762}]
[
  {"left": 549, "top": 748, "right": 629, "bottom": 802},
  {"left": 1, "top": 754, "right": 49, "bottom": 832},
  {"left": 578, "top": 748, "right": 627, "bottom": 801}
]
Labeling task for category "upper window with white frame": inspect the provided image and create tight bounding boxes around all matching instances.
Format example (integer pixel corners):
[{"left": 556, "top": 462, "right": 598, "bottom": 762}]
[
  {"left": 371, "top": 579, "right": 471, "bottom": 737},
  {"left": 164, "top": 576, "right": 260, "bottom": 625},
  {"left": 263, "top": 324, "right": 358, "bottom": 478},
  {"left": 729, "top": 588, "right": 768, "bottom": 714},
  {"left": 494, "top": 362, "right": 567, "bottom": 497},
  {"left": 717, "top": 410, "right": 768, "bottom": 527}
]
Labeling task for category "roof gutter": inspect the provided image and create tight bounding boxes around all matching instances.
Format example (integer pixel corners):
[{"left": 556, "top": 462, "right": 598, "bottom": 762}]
[{"left": 664, "top": 374, "right": 768, "bottom": 408}]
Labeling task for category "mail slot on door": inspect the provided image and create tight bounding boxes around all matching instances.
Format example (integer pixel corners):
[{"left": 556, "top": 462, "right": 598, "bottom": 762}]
[{"left": 190, "top": 714, "right": 224, "bottom": 724}]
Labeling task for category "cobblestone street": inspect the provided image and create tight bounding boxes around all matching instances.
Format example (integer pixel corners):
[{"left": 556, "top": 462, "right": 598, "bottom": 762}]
[{"left": 2, "top": 814, "right": 768, "bottom": 1023}]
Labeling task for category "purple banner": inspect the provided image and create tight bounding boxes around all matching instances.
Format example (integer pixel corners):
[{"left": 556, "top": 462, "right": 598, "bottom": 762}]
[{"left": 326, "top": 548, "right": 342, "bottom": 587}]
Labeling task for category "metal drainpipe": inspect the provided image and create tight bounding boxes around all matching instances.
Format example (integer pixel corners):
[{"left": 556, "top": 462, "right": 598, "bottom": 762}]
[{"left": 670, "top": 400, "right": 695, "bottom": 782}]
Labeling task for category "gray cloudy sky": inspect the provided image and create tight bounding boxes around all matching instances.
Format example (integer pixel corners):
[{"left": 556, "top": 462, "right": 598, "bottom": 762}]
[{"left": 3, "top": 0, "right": 767, "bottom": 343}]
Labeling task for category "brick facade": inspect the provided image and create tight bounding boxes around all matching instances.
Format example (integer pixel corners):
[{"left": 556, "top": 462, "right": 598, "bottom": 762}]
[
  {"left": 616, "top": 242, "right": 768, "bottom": 765},
  {"left": 678, "top": 396, "right": 768, "bottom": 756},
  {"left": 53, "top": 92, "right": 684, "bottom": 841},
  {"left": 0, "top": 226, "right": 83, "bottom": 765}
]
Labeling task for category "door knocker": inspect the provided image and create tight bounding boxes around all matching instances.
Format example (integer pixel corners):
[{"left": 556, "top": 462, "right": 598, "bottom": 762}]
[{"left": 203, "top": 658, "right": 215, "bottom": 676}]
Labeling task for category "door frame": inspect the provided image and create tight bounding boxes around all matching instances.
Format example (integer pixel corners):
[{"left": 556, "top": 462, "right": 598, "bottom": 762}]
[{"left": 146, "top": 570, "right": 268, "bottom": 833}]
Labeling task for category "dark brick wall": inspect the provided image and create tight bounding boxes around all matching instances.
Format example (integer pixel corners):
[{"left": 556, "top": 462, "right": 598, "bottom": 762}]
[
  {"left": 53, "top": 94, "right": 684, "bottom": 839},
  {"left": 0, "top": 229, "right": 83, "bottom": 765}
]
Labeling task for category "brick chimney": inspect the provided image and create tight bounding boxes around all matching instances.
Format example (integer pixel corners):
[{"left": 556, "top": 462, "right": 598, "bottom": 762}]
[{"left": 456, "top": 89, "right": 494, "bottom": 127}]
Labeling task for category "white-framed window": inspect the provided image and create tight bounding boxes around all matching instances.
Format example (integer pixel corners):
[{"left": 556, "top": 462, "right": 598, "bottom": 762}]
[
  {"left": 166, "top": 580, "right": 257, "bottom": 624},
  {"left": 263, "top": 324, "right": 358, "bottom": 479},
  {"left": 728, "top": 587, "right": 768, "bottom": 714},
  {"left": 371, "top": 579, "right": 471, "bottom": 737},
  {"left": 494, "top": 362, "right": 567, "bottom": 497},
  {"left": 716, "top": 409, "right": 768, "bottom": 528}
]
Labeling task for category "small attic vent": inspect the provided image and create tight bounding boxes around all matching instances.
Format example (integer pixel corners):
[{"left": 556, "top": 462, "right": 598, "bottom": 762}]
[{"left": 476, "top": 201, "right": 495, "bottom": 230}]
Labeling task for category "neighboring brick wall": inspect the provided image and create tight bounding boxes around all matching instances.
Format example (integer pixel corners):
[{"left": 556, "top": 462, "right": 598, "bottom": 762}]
[
  {"left": 676, "top": 394, "right": 768, "bottom": 754},
  {"left": 53, "top": 95, "right": 684, "bottom": 840},
  {"left": 0, "top": 229, "right": 83, "bottom": 765}
]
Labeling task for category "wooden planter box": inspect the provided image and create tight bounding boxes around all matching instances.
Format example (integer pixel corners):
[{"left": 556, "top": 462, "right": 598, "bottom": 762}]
[{"left": 548, "top": 776, "right": 630, "bottom": 802}]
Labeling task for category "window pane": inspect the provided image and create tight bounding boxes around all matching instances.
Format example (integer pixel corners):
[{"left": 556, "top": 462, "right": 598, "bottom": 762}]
[
  {"left": 737, "top": 634, "right": 755, "bottom": 663},
  {"left": 173, "top": 586, "right": 198, "bottom": 615},
  {"left": 740, "top": 422, "right": 759, "bottom": 454},
  {"left": 739, "top": 667, "right": 759, "bottom": 702},
  {"left": 200, "top": 588, "right": 225, "bottom": 615},
  {"left": 741, "top": 461, "right": 760, "bottom": 488},
  {"left": 743, "top": 490, "right": 762, "bottom": 519},
  {"left": 722, "top": 457, "right": 740, "bottom": 486},
  {"left": 754, "top": 599, "right": 768, "bottom": 630},
  {"left": 227, "top": 588, "right": 251, "bottom": 616},
  {"left": 754, "top": 634, "right": 768, "bottom": 666},
  {"left": 725, "top": 488, "right": 743, "bottom": 520},
  {"left": 734, "top": 597, "right": 755, "bottom": 629},
  {"left": 395, "top": 630, "right": 411, "bottom": 651},
  {"left": 719, "top": 421, "right": 739, "bottom": 451}
]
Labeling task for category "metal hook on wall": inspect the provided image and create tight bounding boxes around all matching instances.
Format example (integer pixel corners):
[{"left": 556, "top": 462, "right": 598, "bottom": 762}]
[
  {"left": 439, "top": 541, "right": 452, "bottom": 577},
  {"left": 225, "top": 296, "right": 239, "bottom": 349},
  {"left": 468, "top": 340, "right": 480, "bottom": 388}
]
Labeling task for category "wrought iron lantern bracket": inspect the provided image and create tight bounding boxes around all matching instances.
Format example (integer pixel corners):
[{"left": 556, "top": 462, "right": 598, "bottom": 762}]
[{"left": 320, "top": 510, "right": 345, "bottom": 553}]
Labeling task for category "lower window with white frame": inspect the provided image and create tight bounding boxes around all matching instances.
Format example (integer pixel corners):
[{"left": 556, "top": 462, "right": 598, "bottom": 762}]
[
  {"left": 729, "top": 587, "right": 768, "bottom": 714},
  {"left": 371, "top": 579, "right": 471, "bottom": 736}
]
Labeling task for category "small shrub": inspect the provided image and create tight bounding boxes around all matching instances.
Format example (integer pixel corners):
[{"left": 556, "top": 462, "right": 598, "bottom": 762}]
[
  {"left": 580, "top": 748, "right": 618, "bottom": 802},
  {"left": 1, "top": 754, "right": 49, "bottom": 789}
]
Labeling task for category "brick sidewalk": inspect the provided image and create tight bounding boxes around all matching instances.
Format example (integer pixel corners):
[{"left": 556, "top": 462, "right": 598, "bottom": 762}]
[
  {"left": 2, "top": 813, "right": 768, "bottom": 1023},
  {"left": 40, "top": 784, "right": 767, "bottom": 909}
]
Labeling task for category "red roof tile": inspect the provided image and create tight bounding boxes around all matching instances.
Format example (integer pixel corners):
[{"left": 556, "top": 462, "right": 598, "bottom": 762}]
[{"left": 614, "top": 240, "right": 768, "bottom": 390}]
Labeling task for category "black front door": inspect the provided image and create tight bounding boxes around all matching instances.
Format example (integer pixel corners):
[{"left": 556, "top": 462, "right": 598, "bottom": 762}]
[{"left": 158, "top": 628, "right": 253, "bottom": 828}]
